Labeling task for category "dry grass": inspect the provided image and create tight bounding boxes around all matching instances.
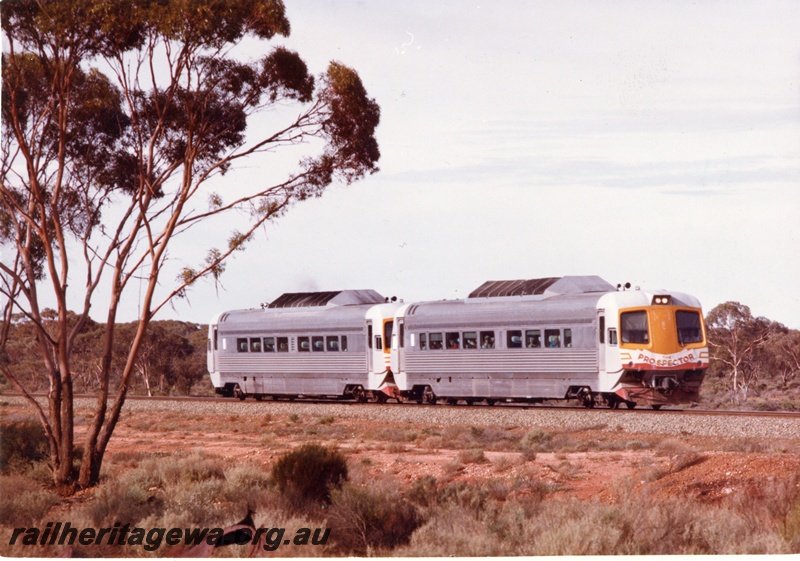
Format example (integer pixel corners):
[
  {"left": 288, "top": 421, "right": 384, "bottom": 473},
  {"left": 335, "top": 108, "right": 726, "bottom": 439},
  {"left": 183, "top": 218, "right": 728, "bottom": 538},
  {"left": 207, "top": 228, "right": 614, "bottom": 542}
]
[{"left": 1, "top": 403, "right": 799, "bottom": 557}]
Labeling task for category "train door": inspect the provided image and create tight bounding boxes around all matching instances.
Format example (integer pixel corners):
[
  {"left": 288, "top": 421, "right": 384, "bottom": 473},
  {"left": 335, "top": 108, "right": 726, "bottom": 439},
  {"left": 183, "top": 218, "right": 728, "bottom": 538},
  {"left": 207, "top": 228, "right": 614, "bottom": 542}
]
[
  {"left": 597, "top": 312, "right": 605, "bottom": 372},
  {"left": 394, "top": 318, "right": 404, "bottom": 372},
  {"left": 382, "top": 318, "right": 393, "bottom": 372},
  {"left": 366, "top": 317, "right": 391, "bottom": 374},
  {"left": 207, "top": 324, "right": 218, "bottom": 374},
  {"left": 366, "top": 320, "right": 374, "bottom": 373}
]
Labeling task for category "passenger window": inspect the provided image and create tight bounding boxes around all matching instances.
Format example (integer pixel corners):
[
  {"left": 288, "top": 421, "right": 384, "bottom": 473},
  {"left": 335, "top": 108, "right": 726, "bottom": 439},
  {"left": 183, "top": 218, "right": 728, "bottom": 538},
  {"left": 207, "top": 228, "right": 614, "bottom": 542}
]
[
  {"left": 463, "top": 332, "right": 478, "bottom": 349},
  {"left": 480, "top": 331, "right": 495, "bottom": 349},
  {"left": 341, "top": 336, "right": 348, "bottom": 352},
  {"left": 263, "top": 337, "right": 275, "bottom": 352},
  {"left": 525, "top": 329, "right": 541, "bottom": 348},
  {"left": 507, "top": 330, "right": 522, "bottom": 349},
  {"left": 419, "top": 333, "right": 428, "bottom": 350},
  {"left": 327, "top": 336, "right": 339, "bottom": 352},
  {"left": 545, "top": 329, "right": 560, "bottom": 348},
  {"left": 277, "top": 337, "right": 289, "bottom": 352},
  {"left": 298, "top": 336, "right": 310, "bottom": 352},
  {"left": 599, "top": 316, "right": 605, "bottom": 344},
  {"left": 312, "top": 336, "right": 324, "bottom": 352},
  {"left": 446, "top": 332, "right": 460, "bottom": 350},
  {"left": 237, "top": 338, "right": 248, "bottom": 352},
  {"left": 375, "top": 335, "right": 382, "bottom": 350},
  {"left": 250, "top": 338, "right": 262, "bottom": 352},
  {"left": 564, "top": 329, "right": 572, "bottom": 348},
  {"left": 430, "top": 333, "right": 443, "bottom": 350},
  {"left": 608, "top": 329, "right": 618, "bottom": 346}
]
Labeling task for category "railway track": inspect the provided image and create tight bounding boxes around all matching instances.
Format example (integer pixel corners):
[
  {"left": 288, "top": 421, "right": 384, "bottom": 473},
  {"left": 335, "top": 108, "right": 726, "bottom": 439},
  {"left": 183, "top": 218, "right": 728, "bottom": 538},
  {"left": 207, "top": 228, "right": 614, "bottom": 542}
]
[
  {"left": 6, "top": 392, "right": 799, "bottom": 420},
  {"left": 123, "top": 394, "right": 800, "bottom": 418},
  {"left": 5, "top": 393, "right": 800, "bottom": 440}
]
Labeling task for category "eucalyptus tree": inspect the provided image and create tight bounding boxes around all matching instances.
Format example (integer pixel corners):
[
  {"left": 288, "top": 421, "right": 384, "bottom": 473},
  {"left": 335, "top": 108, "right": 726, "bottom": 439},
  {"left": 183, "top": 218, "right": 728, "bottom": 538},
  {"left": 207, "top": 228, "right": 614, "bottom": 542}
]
[
  {"left": 705, "top": 302, "right": 776, "bottom": 403},
  {"left": 764, "top": 329, "right": 800, "bottom": 388},
  {"left": 1, "top": 0, "right": 380, "bottom": 493}
]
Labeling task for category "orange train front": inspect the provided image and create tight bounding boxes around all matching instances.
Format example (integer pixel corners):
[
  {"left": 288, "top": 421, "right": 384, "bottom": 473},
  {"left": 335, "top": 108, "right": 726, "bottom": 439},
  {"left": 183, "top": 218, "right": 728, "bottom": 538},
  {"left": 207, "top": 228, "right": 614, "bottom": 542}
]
[{"left": 595, "top": 288, "right": 709, "bottom": 409}]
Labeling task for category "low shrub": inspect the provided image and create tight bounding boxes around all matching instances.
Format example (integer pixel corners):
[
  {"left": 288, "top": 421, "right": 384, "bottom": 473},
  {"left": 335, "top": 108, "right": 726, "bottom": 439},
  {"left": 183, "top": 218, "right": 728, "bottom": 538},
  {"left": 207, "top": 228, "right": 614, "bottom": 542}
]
[
  {"left": 155, "top": 452, "right": 226, "bottom": 486},
  {"left": 436, "top": 480, "right": 489, "bottom": 512},
  {"left": 270, "top": 444, "right": 348, "bottom": 510},
  {"left": 399, "top": 485, "right": 797, "bottom": 556},
  {"left": 519, "top": 429, "right": 552, "bottom": 454},
  {"left": 0, "top": 475, "right": 58, "bottom": 526},
  {"left": 329, "top": 483, "right": 422, "bottom": 555},
  {"left": 406, "top": 475, "right": 438, "bottom": 508},
  {"left": 457, "top": 448, "right": 488, "bottom": 464},
  {"left": 86, "top": 474, "right": 164, "bottom": 527},
  {"left": 0, "top": 420, "right": 49, "bottom": 474}
]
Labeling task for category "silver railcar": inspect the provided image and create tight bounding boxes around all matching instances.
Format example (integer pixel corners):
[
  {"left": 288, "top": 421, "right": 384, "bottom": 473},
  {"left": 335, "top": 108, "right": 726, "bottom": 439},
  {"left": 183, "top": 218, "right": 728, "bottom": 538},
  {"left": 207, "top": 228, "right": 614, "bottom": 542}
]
[
  {"left": 391, "top": 277, "right": 605, "bottom": 405},
  {"left": 208, "top": 290, "right": 399, "bottom": 401}
]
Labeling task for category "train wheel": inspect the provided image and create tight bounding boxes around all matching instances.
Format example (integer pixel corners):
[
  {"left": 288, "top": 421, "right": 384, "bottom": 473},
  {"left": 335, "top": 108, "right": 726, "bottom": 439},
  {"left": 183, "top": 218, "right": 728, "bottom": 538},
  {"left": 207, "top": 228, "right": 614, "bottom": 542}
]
[
  {"left": 254, "top": 394, "right": 264, "bottom": 401},
  {"left": 651, "top": 404, "right": 663, "bottom": 410},
  {"left": 368, "top": 391, "right": 388, "bottom": 403},
  {"left": 422, "top": 386, "right": 437, "bottom": 405},
  {"left": 606, "top": 395, "right": 620, "bottom": 409},
  {"left": 233, "top": 384, "right": 245, "bottom": 401},
  {"left": 486, "top": 399, "right": 496, "bottom": 406},
  {"left": 625, "top": 401, "right": 636, "bottom": 409},
  {"left": 352, "top": 386, "right": 367, "bottom": 403},
  {"left": 446, "top": 398, "right": 457, "bottom": 406}
]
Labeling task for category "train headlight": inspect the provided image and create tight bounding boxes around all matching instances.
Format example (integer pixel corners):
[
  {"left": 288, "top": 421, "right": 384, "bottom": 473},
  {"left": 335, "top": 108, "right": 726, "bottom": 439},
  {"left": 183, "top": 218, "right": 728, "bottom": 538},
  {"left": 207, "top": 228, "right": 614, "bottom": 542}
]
[{"left": 652, "top": 295, "right": 671, "bottom": 305}]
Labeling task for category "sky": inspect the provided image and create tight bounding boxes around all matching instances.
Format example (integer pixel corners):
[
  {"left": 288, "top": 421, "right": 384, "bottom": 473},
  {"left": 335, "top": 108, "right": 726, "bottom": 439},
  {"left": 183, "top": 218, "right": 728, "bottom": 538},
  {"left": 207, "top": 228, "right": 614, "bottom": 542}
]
[
  {"left": 162, "top": 0, "right": 800, "bottom": 328},
  {"left": 21, "top": 1, "right": 800, "bottom": 328}
]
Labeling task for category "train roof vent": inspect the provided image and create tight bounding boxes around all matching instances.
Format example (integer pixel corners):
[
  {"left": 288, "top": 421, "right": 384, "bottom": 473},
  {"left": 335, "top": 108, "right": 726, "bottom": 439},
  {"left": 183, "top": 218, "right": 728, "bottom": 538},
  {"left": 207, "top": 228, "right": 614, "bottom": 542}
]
[
  {"left": 267, "top": 289, "right": 385, "bottom": 308},
  {"left": 468, "top": 276, "right": 613, "bottom": 298}
]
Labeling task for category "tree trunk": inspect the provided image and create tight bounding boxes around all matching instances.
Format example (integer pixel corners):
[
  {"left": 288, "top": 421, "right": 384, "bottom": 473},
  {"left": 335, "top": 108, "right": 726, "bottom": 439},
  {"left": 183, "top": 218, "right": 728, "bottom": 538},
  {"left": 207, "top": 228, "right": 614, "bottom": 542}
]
[
  {"left": 53, "top": 371, "right": 76, "bottom": 495},
  {"left": 142, "top": 364, "right": 152, "bottom": 397}
]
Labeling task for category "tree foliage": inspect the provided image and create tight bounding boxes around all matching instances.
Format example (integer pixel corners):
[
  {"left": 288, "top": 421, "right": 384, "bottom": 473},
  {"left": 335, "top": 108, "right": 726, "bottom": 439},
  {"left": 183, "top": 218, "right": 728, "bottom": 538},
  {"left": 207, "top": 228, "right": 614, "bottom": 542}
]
[
  {"left": 1, "top": 0, "right": 380, "bottom": 494},
  {"left": 1, "top": 317, "right": 207, "bottom": 397}
]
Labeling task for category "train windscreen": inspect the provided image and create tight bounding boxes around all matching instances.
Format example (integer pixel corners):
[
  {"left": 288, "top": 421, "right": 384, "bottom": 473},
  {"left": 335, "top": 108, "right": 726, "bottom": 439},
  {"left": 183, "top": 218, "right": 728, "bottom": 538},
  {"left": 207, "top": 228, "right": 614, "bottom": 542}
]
[
  {"left": 676, "top": 310, "right": 703, "bottom": 344},
  {"left": 621, "top": 311, "right": 649, "bottom": 344}
]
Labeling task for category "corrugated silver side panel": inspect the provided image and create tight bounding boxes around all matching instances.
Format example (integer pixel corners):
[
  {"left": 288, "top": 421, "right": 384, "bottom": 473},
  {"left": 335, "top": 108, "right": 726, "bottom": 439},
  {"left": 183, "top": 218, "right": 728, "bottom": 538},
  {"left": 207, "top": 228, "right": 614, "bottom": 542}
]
[
  {"left": 217, "top": 353, "right": 369, "bottom": 395},
  {"left": 401, "top": 349, "right": 598, "bottom": 399},
  {"left": 403, "top": 349, "right": 597, "bottom": 374}
]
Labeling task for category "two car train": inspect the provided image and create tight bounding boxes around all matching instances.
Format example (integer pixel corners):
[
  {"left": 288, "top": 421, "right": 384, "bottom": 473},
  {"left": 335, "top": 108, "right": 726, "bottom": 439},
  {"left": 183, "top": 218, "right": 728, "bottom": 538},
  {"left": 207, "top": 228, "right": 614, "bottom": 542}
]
[{"left": 207, "top": 275, "right": 709, "bottom": 409}]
